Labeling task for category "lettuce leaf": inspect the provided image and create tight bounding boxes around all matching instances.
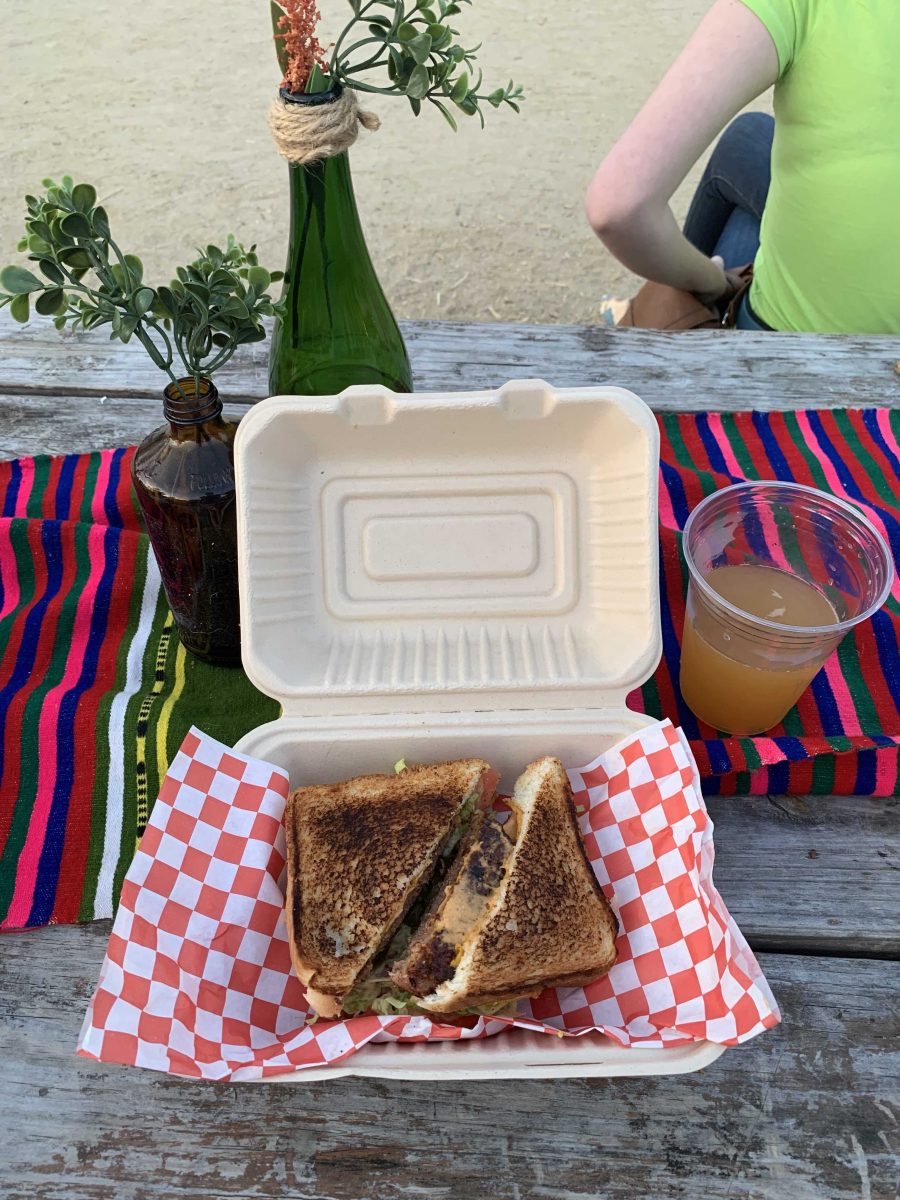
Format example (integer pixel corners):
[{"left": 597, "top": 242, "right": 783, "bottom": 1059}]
[
  {"left": 457, "top": 999, "right": 519, "bottom": 1016},
  {"left": 443, "top": 786, "right": 479, "bottom": 857},
  {"left": 342, "top": 979, "right": 426, "bottom": 1016},
  {"left": 384, "top": 920, "right": 414, "bottom": 961},
  {"left": 341, "top": 979, "right": 515, "bottom": 1018}
]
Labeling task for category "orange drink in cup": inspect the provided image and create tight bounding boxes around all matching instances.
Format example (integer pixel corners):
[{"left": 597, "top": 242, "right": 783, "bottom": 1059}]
[{"left": 679, "top": 482, "right": 894, "bottom": 736}]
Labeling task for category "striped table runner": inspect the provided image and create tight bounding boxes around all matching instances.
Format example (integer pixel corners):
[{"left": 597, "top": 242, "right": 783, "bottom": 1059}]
[
  {"left": 631, "top": 408, "right": 900, "bottom": 795},
  {"left": 0, "top": 408, "right": 898, "bottom": 930},
  {"left": 0, "top": 448, "right": 278, "bottom": 930}
]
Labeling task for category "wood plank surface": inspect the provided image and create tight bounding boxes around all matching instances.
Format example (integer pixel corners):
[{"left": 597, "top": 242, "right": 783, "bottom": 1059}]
[
  {"left": 707, "top": 793, "right": 900, "bottom": 957},
  {"left": 0, "top": 390, "right": 192, "bottom": 458},
  {"left": 1, "top": 923, "right": 898, "bottom": 1200},
  {"left": 2, "top": 312, "right": 899, "bottom": 412}
]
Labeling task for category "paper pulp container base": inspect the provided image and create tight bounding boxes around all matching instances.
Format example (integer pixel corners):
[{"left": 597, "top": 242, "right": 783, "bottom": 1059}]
[{"left": 235, "top": 708, "right": 728, "bottom": 1081}]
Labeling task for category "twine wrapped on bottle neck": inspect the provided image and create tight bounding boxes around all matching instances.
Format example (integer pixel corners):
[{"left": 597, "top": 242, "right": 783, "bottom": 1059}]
[{"left": 267, "top": 83, "right": 381, "bottom": 166}]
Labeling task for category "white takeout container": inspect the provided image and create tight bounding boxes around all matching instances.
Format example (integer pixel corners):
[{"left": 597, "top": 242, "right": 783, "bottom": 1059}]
[{"left": 233, "top": 378, "right": 725, "bottom": 1080}]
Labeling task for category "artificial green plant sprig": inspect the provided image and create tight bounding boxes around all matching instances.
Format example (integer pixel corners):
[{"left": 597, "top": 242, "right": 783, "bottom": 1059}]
[
  {"left": 273, "top": 0, "right": 524, "bottom": 129},
  {"left": 0, "top": 176, "right": 284, "bottom": 398}
]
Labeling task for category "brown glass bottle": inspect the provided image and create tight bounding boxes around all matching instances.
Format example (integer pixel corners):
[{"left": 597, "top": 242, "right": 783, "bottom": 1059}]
[{"left": 132, "top": 378, "right": 241, "bottom": 666}]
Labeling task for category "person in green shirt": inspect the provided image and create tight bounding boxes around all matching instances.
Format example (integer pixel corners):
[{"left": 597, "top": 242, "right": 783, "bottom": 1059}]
[{"left": 585, "top": 0, "right": 900, "bottom": 334}]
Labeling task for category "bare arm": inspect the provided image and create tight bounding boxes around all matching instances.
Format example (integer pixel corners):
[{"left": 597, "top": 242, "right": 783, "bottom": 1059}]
[{"left": 585, "top": 0, "right": 779, "bottom": 300}]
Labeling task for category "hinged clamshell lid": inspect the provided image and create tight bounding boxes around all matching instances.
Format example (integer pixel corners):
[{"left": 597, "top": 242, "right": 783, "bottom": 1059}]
[{"left": 234, "top": 380, "right": 660, "bottom": 717}]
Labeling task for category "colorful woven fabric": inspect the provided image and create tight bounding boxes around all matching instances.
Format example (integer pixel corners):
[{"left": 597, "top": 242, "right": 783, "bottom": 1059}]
[
  {"left": 1, "top": 408, "right": 898, "bottom": 931},
  {"left": 628, "top": 408, "right": 900, "bottom": 796},
  {"left": 0, "top": 448, "right": 278, "bottom": 930}
]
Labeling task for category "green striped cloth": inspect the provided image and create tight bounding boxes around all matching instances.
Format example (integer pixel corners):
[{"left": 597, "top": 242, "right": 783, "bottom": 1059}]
[{"left": 0, "top": 446, "right": 277, "bottom": 928}]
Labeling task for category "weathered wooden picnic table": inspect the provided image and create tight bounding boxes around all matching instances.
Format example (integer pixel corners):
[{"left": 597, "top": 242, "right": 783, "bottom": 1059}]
[{"left": 1, "top": 316, "right": 899, "bottom": 1200}]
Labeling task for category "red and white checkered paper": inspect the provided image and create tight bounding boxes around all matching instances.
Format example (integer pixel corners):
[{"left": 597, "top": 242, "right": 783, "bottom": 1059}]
[{"left": 78, "top": 720, "right": 780, "bottom": 1079}]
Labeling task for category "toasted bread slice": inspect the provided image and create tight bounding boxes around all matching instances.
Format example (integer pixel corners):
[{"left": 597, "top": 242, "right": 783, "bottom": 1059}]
[
  {"left": 392, "top": 756, "right": 618, "bottom": 1012},
  {"left": 285, "top": 758, "right": 493, "bottom": 1016}
]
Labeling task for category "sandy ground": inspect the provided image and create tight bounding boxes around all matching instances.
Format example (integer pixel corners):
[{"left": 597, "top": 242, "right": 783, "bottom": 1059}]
[{"left": 1, "top": 0, "right": 721, "bottom": 325}]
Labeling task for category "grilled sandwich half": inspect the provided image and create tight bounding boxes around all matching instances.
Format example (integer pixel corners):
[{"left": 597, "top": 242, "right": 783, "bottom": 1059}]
[
  {"left": 284, "top": 758, "right": 496, "bottom": 1018},
  {"left": 391, "top": 756, "right": 619, "bottom": 1012}
]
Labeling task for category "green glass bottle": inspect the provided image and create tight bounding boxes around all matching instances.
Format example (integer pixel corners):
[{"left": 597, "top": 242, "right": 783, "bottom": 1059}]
[{"left": 268, "top": 85, "right": 413, "bottom": 396}]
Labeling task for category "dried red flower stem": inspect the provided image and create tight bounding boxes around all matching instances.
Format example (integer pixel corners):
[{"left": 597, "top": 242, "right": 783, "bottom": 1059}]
[{"left": 275, "top": 0, "right": 326, "bottom": 93}]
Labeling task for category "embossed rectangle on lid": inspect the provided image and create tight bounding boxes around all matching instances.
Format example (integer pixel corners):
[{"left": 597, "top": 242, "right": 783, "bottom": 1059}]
[{"left": 324, "top": 472, "right": 574, "bottom": 617}]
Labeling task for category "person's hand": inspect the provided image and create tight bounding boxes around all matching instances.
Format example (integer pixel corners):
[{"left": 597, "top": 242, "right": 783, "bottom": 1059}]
[{"left": 693, "top": 254, "right": 730, "bottom": 307}]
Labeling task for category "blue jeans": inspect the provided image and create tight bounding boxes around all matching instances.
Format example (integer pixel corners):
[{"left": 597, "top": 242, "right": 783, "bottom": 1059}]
[
  {"left": 735, "top": 293, "right": 770, "bottom": 330},
  {"left": 683, "top": 112, "right": 774, "bottom": 270}
]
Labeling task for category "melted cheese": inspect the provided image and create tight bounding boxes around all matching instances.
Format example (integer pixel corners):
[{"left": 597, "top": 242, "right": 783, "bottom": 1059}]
[
  {"left": 437, "top": 818, "right": 515, "bottom": 952},
  {"left": 440, "top": 880, "right": 492, "bottom": 950}
]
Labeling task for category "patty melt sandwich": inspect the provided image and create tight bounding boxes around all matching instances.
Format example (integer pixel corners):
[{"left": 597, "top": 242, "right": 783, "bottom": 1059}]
[{"left": 285, "top": 755, "right": 618, "bottom": 1018}]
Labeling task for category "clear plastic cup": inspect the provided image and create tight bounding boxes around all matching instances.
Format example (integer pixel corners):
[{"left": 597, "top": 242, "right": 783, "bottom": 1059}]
[{"left": 679, "top": 481, "right": 894, "bottom": 735}]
